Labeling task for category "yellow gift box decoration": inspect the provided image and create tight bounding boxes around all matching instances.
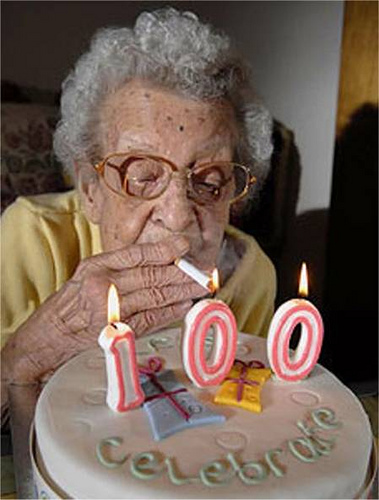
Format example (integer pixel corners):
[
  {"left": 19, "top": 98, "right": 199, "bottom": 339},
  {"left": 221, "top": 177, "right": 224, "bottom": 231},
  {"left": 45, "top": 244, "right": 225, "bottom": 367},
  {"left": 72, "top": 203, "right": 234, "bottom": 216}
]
[{"left": 214, "top": 359, "right": 271, "bottom": 413}]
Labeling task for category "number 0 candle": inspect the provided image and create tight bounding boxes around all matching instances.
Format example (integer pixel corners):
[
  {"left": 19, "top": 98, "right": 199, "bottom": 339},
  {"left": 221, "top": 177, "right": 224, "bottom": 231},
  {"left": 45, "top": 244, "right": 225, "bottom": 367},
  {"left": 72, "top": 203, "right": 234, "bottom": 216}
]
[
  {"left": 267, "top": 263, "right": 324, "bottom": 382},
  {"left": 182, "top": 269, "right": 238, "bottom": 387},
  {"left": 98, "top": 284, "right": 144, "bottom": 412}
]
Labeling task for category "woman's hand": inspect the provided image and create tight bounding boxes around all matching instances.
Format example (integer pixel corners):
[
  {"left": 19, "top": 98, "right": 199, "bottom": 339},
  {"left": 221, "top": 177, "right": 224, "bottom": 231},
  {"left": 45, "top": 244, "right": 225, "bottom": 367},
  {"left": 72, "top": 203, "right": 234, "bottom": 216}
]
[{"left": 1, "top": 235, "right": 207, "bottom": 387}]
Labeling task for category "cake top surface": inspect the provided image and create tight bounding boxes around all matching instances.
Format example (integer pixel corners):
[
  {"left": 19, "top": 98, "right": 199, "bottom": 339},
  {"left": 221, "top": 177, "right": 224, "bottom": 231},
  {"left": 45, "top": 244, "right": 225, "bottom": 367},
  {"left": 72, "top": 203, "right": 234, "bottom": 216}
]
[{"left": 34, "top": 329, "right": 373, "bottom": 499}]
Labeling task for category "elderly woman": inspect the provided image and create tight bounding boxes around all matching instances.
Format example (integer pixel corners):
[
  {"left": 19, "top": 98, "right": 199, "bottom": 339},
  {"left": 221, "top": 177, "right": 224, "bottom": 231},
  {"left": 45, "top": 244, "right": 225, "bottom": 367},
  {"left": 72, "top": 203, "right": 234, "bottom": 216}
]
[{"left": 1, "top": 8, "right": 275, "bottom": 415}]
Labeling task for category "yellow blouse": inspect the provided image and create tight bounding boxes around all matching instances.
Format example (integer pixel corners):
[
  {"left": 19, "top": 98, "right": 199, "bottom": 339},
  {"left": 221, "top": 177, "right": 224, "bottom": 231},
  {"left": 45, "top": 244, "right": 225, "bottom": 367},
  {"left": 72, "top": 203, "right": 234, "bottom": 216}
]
[{"left": 1, "top": 190, "right": 276, "bottom": 348}]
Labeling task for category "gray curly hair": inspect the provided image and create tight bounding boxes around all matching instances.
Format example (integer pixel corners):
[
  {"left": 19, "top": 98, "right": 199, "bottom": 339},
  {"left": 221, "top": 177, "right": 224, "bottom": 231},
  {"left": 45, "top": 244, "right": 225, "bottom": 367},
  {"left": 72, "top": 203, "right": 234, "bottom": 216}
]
[{"left": 54, "top": 7, "right": 273, "bottom": 195}]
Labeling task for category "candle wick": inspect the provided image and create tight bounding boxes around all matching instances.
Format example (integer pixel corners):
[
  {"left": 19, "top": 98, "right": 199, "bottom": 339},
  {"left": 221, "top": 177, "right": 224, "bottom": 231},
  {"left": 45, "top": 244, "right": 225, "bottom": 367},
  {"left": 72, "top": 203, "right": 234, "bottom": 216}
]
[{"left": 111, "top": 322, "right": 118, "bottom": 330}]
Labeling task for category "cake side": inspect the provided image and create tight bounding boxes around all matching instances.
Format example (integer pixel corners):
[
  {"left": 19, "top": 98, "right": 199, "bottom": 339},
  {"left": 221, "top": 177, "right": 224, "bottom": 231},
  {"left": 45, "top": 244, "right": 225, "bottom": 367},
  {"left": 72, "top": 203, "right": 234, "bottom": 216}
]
[{"left": 34, "top": 329, "right": 373, "bottom": 499}]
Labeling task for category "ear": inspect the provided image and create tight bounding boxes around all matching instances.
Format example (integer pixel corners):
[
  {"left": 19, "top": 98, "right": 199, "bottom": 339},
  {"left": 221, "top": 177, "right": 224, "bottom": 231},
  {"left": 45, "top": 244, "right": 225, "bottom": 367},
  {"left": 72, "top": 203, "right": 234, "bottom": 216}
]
[{"left": 77, "top": 165, "right": 104, "bottom": 224}]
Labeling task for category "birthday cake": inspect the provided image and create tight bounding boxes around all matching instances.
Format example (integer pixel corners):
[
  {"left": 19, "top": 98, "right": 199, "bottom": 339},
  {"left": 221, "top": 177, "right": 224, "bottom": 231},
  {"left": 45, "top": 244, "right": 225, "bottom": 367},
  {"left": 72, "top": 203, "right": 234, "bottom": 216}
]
[{"left": 32, "top": 328, "right": 374, "bottom": 499}]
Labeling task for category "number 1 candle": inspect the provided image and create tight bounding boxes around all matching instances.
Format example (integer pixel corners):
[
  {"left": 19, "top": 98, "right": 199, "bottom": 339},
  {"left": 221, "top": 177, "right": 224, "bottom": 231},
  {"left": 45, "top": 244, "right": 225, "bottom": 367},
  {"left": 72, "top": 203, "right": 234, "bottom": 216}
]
[
  {"left": 267, "top": 263, "right": 324, "bottom": 382},
  {"left": 98, "top": 284, "right": 144, "bottom": 412}
]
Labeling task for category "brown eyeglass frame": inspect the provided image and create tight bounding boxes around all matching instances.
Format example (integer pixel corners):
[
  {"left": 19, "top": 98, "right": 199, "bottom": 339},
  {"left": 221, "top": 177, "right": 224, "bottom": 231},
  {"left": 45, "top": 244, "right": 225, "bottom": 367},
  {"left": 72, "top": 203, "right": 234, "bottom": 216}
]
[{"left": 94, "top": 151, "right": 256, "bottom": 204}]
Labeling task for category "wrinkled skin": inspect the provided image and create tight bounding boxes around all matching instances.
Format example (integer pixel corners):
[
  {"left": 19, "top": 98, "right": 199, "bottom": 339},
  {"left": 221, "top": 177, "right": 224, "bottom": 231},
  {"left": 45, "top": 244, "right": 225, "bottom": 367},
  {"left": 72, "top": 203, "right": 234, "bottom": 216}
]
[
  {"left": 1, "top": 80, "right": 238, "bottom": 397},
  {"left": 85, "top": 80, "right": 237, "bottom": 268}
]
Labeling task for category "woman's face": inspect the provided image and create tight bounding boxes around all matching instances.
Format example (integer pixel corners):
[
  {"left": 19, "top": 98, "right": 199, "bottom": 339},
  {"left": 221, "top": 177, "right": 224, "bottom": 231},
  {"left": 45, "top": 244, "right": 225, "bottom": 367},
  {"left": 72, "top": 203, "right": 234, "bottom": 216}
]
[{"left": 81, "top": 80, "right": 238, "bottom": 271}]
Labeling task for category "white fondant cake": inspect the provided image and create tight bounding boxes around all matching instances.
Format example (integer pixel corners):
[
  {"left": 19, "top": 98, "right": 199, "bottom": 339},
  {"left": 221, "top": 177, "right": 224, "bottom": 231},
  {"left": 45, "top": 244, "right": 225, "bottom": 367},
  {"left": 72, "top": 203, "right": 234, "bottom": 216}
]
[{"left": 33, "top": 329, "right": 374, "bottom": 499}]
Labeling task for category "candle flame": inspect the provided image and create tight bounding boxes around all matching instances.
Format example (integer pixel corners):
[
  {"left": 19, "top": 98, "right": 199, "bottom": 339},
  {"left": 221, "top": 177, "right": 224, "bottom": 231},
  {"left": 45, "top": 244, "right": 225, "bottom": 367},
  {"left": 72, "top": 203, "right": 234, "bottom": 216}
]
[
  {"left": 298, "top": 262, "right": 309, "bottom": 297},
  {"left": 209, "top": 268, "right": 220, "bottom": 293},
  {"left": 107, "top": 284, "right": 120, "bottom": 323}
]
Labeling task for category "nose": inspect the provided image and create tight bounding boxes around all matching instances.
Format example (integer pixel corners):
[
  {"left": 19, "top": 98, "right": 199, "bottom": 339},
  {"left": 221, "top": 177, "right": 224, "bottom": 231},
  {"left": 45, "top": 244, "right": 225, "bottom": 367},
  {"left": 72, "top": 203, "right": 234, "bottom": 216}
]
[{"left": 151, "top": 175, "right": 197, "bottom": 233}]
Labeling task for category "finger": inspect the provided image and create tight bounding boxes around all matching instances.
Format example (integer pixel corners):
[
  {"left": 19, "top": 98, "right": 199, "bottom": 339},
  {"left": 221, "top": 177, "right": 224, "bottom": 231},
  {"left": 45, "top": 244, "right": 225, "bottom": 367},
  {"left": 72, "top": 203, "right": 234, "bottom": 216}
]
[
  {"left": 111, "top": 264, "right": 193, "bottom": 293},
  {"left": 128, "top": 300, "right": 193, "bottom": 336},
  {"left": 121, "top": 283, "right": 208, "bottom": 317},
  {"left": 90, "top": 236, "right": 190, "bottom": 271}
]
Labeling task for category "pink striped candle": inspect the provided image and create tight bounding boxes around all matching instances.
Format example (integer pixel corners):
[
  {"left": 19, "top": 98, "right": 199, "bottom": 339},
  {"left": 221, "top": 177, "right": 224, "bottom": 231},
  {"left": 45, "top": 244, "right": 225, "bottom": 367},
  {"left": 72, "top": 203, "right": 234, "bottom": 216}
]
[
  {"left": 267, "top": 263, "right": 324, "bottom": 382},
  {"left": 182, "top": 269, "right": 238, "bottom": 388},
  {"left": 98, "top": 285, "right": 144, "bottom": 412}
]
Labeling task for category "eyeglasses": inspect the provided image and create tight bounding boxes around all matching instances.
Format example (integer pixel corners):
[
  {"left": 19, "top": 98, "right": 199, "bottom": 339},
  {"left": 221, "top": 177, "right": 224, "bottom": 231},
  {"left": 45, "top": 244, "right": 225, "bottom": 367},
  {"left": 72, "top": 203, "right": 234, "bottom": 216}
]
[{"left": 94, "top": 152, "right": 256, "bottom": 205}]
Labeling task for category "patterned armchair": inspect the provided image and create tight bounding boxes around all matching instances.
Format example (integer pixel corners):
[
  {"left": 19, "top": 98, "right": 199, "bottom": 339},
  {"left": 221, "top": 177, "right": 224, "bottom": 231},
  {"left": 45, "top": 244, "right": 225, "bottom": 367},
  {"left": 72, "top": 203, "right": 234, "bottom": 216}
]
[{"left": 1, "top": 82, "right": 71, "bottom": 212}]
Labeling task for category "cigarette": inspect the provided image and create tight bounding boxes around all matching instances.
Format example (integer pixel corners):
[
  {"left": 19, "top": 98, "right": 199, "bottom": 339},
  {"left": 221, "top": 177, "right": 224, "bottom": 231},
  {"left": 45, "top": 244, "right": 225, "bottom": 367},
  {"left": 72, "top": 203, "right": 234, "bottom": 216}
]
[{"left": 175, "top": 258, "right": 215, "bottom": 292}]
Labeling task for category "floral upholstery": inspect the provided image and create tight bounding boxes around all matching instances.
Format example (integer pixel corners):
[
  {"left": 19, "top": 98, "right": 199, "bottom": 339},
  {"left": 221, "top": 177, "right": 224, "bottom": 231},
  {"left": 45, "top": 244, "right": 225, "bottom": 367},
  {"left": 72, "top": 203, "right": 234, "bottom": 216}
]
[{"left": 1, "top": 103, "right": 71, "bottom": 212}]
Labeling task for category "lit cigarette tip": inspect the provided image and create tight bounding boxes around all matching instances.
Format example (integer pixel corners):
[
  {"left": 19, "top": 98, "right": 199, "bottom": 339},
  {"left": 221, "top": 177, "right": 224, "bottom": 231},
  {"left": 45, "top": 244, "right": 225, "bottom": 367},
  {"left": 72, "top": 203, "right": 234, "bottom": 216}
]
[
  {"left": 208, "top": 268, "right": 220, "bottom": 293},
  {"left": 175, "top": 258, "right": 216, "bottom": 293}
]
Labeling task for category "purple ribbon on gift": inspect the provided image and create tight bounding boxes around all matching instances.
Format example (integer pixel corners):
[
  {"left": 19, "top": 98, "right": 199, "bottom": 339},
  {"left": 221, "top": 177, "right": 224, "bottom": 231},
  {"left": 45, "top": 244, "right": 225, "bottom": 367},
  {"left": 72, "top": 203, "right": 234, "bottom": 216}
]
[
  {"left": 139, "top": 356, "right": 190, "bottom": 421},
  {"left": 226, "top": 359, "right": 265, "bottom": 402}
]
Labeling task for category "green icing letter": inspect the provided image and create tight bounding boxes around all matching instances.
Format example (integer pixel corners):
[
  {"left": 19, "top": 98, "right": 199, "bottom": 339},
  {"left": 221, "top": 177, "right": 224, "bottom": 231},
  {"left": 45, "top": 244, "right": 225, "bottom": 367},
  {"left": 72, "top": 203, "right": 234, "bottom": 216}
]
[
  {"left": 311, "top": 435, "right": 335, "bottom": 456},
  {"left": 227, "top": 453, "right": 268, "bottom": 485},
  {"left": 265, "top": 449, "right": 286, "bottom": 477},
  {"left": 131, "top": 452, "right": 165, "bottom": 480},
  {"left": 199, "top": 460, "right": 234, "bottom": 487},
  {"left": 311, "top": 408, "right": 341, "bottom": 430},
  {"left": 288, "top": 438, "right": 320, "bottom": 463},
  {"left": 96, "top": 437, "right": 128, "bottom": 469},
  {"left": 297, "top": 419, "right": 335, "bottom": 455},
  {"left": 165, "top": 458, "right": 200, "bottom": 485}
]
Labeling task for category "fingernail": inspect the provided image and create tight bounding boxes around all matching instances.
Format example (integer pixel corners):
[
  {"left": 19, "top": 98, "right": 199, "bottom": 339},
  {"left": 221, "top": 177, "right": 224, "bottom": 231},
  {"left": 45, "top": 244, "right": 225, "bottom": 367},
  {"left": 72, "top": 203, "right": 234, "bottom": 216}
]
[
  {"left": 180, "top": 300, "right": 193, "bottom": 311},
  {"left": 172, "top": 236, "right": 190, "bottom": 256}
]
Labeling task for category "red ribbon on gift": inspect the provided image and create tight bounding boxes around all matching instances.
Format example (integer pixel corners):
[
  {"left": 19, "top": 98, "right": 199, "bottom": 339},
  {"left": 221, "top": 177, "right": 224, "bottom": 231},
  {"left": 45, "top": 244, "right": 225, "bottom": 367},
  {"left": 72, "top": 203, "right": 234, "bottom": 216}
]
[
  {"left": 226, "top": 359, "right": 265, "bottom": 402},
  {"left": 139, "top": 356, "right": 190, "bottom": 421},
  {"left": 235, "top": 359, "right": 265, "bottom": 369}
]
